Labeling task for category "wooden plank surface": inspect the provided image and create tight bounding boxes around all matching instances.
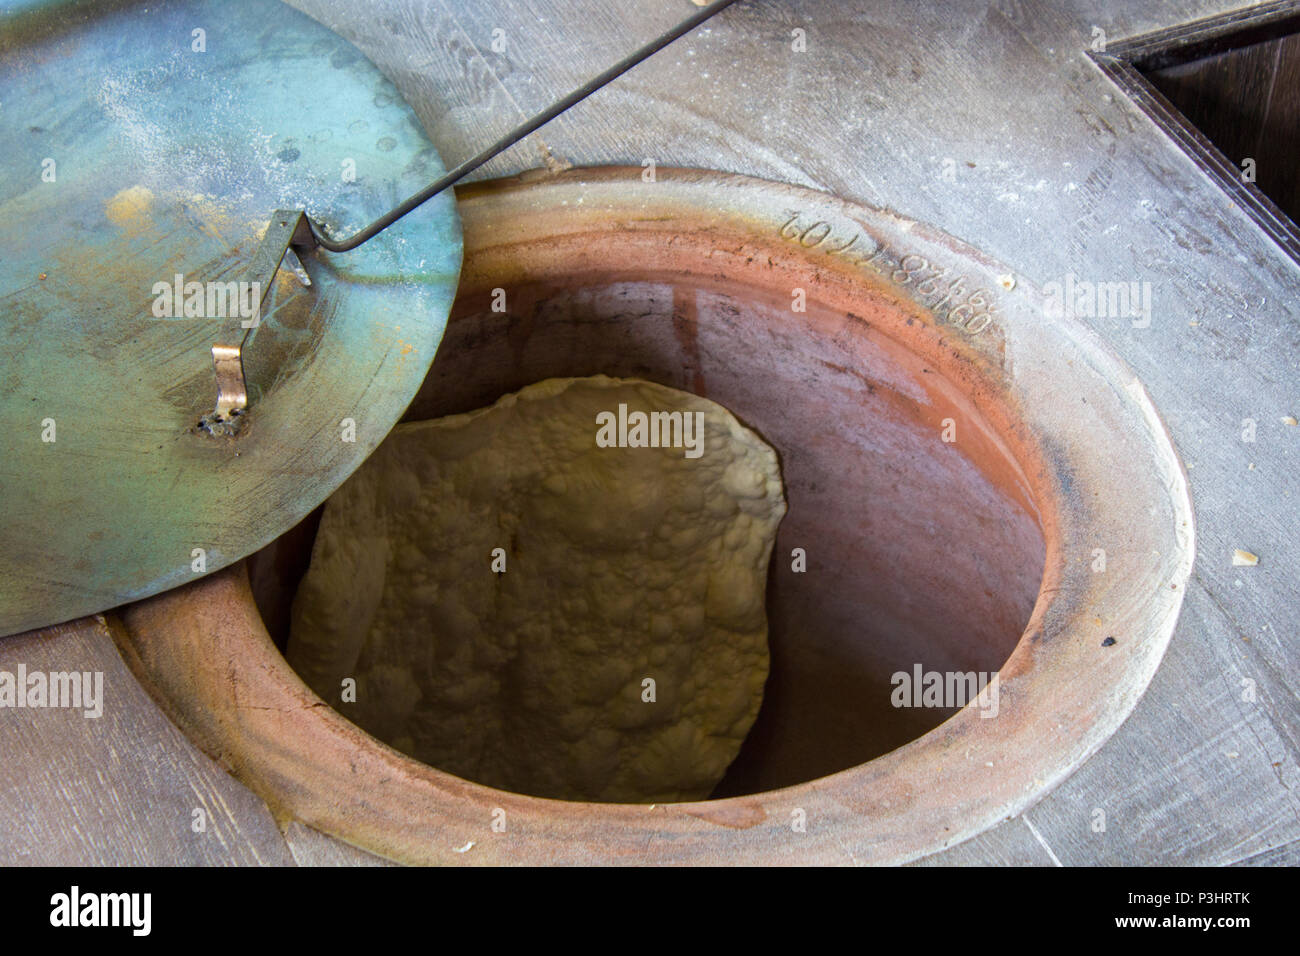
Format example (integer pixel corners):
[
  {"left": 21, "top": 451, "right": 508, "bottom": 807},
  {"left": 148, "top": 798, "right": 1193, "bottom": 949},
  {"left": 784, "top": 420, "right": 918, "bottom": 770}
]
[
  {"left": 0, "top": 617, "right": 296, "bottom": 866},
  {"left": 4, "top": 0, "right": 1297, "bottom": 865}
]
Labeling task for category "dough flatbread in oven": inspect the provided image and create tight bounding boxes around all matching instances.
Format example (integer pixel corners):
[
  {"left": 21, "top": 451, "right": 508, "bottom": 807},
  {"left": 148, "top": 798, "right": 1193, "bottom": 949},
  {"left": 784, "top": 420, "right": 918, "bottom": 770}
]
[{"left": 286, "top": 375, "right": 786, "bottom": 803}]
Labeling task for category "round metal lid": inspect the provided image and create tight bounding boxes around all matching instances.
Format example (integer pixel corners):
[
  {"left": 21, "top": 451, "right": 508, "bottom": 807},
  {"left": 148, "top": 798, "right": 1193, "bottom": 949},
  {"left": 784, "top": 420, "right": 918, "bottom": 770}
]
[{"left": 0, "top": 0, "right": 462, "bottom": 635}]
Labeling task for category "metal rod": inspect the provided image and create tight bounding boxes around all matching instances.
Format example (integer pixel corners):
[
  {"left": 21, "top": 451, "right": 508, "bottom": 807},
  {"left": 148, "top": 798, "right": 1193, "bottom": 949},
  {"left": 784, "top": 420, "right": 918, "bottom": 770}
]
[{"left": 305, "top": 0, "right": 742, "bottom": 253}]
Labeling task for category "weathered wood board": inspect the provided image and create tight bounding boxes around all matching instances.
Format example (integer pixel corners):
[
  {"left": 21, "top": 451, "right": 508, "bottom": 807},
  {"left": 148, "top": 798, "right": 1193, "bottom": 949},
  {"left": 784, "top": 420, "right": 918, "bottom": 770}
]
[{"left": 0, "top": 617, "right": 295, "bottom": 866}]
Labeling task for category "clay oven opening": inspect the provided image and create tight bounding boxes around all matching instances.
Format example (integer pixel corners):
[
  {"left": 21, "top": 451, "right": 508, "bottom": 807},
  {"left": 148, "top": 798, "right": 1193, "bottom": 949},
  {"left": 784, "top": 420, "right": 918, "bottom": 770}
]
[{"left": 248, "top": 257, "right": 1046, "bottom": 801}]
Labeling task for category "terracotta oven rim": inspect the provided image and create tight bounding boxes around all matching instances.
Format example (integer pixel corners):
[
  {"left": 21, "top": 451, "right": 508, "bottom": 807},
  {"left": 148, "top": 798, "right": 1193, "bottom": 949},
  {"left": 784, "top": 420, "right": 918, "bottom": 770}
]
[{"left": 113, "top": 167, "right": 1194, "bottom": 865}]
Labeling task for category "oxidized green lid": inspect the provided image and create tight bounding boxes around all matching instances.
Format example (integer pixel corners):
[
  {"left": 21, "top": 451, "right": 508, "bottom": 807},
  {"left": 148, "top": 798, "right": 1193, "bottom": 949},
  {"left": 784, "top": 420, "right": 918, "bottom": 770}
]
[{"left": 0, "top": 0, "right": 462, "bottom": 635}]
